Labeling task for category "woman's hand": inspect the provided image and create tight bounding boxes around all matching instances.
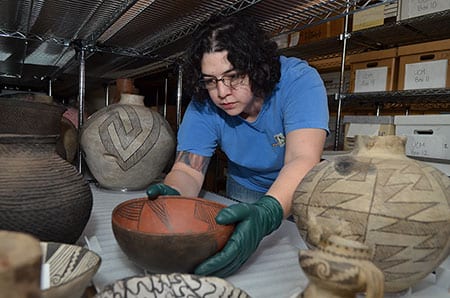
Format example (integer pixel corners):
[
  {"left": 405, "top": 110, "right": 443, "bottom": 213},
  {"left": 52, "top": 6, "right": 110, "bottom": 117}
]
[
  {"left": 146, "top": 183, "right": 180, "bottom": 200},
  {"left": 194, "top": 195, "right": 283, "bottom": 277}
]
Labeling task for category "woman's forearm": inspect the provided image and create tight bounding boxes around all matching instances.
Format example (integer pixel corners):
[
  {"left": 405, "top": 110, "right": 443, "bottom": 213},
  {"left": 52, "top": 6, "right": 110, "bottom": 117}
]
[
  {"left": 267, "top": 128, "right": 326, "bottom": 218},
  {"left": 164, "top": 162, "right": 205, "bottom": 197},
  {"left": 267, "top": 156, "right": 320, "bottom": 218}
]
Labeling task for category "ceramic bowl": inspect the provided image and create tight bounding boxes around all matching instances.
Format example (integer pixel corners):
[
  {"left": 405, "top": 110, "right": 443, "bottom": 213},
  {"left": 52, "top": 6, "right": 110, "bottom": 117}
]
[
  {"left": 41, "top": 242, "right": 101, "bottom": 298},
  {"left": 94, "top": 273, "right": 250, "bottom": 297},
  {"left": 111, "top": 196, "right": 234, "bottom": 273}
]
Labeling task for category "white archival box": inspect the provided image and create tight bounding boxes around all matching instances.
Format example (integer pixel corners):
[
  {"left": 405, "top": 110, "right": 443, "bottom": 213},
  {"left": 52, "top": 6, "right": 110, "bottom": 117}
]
[{"left": 395, "top": 114, "right": 450, "bottom": 176}]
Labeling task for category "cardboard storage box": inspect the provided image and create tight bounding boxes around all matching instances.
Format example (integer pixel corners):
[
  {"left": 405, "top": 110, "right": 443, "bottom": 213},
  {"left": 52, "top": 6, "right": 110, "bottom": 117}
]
[
  {"left": 394, "top": 114, "right": 450, "bottom": 175},
  {"left": 309, "top": 56, "right": 348, "bottom": 72},
  {"left": 343, "top": 115, "right": 396, "bottom": 151},
  {"left": 398, "top": 0, "right": 450, "bottom": 21},
  {"left": 288, "top": 18, "right": 344, "bottom": 46},
  {"left": 320, "top": 70, "right": 351, "bottom": 95},
  {"left": 397, "top": 39, "right": 450, "bottom": 90},
  {"left": 348, "top": 48, "right": 398, "bottom": 92}
]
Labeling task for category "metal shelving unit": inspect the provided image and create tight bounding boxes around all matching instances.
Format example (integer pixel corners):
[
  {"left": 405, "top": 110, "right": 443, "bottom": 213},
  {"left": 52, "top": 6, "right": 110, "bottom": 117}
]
[
  {"left": 1, "top": 1, "right": 448, "bottom": 151},
  {"left": 283, "top": 9, "right": 450, "bottom": 61},
  {"left": 0, "top": 0, "right": 396, "bottom": 172},
  {"left": 0, "top": 0, "right": 388, "bottom": 96},
  {"left": 281, "top": 8, "right": 450, "bottom": 149}
]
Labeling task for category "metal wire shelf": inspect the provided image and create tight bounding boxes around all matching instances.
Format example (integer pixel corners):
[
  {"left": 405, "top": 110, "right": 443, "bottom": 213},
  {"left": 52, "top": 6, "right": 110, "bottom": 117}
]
[
  {"left": 328, "top": 89, "right": 450, "bottom": 113},
  {"left": 341, "top": 88, "right": 450, "bottom": 103},
  {"left": 281, "top": 9, "right": 450, "bottom": 61}
]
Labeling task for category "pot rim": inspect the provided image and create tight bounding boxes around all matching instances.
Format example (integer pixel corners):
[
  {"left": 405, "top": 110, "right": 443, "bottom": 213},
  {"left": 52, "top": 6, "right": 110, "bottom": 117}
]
[{"left": 111, "top": 196, "right": 233, "bottom": 236}]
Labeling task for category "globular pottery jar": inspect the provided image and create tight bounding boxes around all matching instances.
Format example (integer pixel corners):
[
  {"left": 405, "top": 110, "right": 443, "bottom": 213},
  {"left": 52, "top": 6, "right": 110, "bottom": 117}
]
[
  {"left": 80, "top": 93, "right": 176, "bottom": 191},
  {"left": 298, "top": 235, "right": 384, "bottom": 298},
  {"left": 0, "top": 98, "right": 93, "bottom": 244},
  {"left": 293, "top": 135, "right": 450, "bottom": 293}
]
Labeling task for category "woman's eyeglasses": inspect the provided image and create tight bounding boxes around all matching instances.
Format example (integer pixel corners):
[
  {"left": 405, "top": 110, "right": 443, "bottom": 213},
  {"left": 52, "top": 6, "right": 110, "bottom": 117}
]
[{"left": 199, "top": 73, "right": 246, "bottom": 90}]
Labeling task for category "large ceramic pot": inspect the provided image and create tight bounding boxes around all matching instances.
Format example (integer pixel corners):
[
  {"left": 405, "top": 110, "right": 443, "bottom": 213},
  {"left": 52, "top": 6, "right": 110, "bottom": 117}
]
[
  {"left": 0, "top": 134, "right": 93, "bottom": 243},
  {"left": 293, "top": 135, "right": 450, "bottom": 293},
  {"left": 0, "top": 98, "right": 92, "bottom": 244},
  {"left": 80, "top": 93, "right": 176, "bottom": 191}
]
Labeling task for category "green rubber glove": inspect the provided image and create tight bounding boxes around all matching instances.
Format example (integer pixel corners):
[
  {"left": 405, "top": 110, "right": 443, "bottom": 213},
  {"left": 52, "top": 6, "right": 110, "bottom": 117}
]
[
  {"left": 194, "top": 195, "right": 283, "bottom": 277},
  {"left": 146, "top": 183, "right": 180, "bottom": 200}
]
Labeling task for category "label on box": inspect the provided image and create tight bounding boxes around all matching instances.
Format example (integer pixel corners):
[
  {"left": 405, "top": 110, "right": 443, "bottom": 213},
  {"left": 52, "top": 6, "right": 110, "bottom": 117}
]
[
  {"left": 404, "top": 59, "right": 448, "bottom": 90},
  {"left": 353, "top": 5, "right": 385, "bottom": 31},
  {"left": 405, "top": 0, "right": 450, "bottom": 19},
  {"left": 321, "top": 71, "right": 351, "bottom": 94},
  {"left": 405, "top": 134, "right": 449, "bottom": 160},
  {"left": 354, "top": 66, "right": 388, "bottom": 92}
]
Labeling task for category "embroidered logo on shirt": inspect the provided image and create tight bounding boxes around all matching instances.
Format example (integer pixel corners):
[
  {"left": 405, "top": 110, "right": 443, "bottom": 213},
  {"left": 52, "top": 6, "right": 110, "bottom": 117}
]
[{"left": 272, "top": 133, "right": 286, "bottom": 147}]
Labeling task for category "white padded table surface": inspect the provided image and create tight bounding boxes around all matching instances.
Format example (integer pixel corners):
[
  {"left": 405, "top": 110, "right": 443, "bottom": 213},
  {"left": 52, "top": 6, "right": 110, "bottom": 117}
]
[{"left": 81, "top": 184, "right": 450, "bottom": 298}]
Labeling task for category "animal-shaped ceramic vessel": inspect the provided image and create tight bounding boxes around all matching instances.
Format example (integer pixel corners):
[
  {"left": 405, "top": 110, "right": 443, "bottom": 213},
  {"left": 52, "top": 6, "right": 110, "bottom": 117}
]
[{"left": 298, "top": 235, "right": 384, "bottom": 298}]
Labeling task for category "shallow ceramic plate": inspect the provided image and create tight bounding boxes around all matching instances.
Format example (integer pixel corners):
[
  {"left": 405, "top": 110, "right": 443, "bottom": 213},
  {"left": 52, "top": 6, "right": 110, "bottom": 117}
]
[
  {"left": 41, "top": 242, "right": 101, "bottom": 298},
  {"left": 95, "top": 273, "right": 250, "bottom": 298}
]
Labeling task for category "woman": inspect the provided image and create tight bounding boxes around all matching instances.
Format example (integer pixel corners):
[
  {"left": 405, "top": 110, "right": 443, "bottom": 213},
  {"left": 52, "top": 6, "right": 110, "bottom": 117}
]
[{"left": 147, "top": 15, "right": 329, "bottom": 277}]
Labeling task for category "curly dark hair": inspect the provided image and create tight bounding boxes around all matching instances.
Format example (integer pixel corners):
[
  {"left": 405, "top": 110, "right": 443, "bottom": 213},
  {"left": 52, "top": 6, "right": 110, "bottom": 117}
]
[{"left": 183, "top": 15, "right": 281, "bottom": 101}]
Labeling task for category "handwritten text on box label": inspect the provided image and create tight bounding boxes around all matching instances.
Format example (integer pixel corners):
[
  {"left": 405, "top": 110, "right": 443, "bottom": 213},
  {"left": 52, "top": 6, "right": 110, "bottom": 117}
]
[
  {"left": 404, "top": 59, "right": 448, "bottom": 90},
  {"left": 405, "top": 135, "right": 449, "bottom": 160},
  {"left": 355, "top": 66, "right": 388, "bottom": 92}
]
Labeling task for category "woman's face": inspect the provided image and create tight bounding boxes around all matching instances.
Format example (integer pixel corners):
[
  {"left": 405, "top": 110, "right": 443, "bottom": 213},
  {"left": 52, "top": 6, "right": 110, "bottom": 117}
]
[{"left": 200, "top": 51, "right": 260, "bottom": 119}]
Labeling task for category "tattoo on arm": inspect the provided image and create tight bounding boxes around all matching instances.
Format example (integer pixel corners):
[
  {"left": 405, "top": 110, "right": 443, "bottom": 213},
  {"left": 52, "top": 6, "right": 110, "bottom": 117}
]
[{"left": 176, "top": 151, "right": 210, "bottom": 175}]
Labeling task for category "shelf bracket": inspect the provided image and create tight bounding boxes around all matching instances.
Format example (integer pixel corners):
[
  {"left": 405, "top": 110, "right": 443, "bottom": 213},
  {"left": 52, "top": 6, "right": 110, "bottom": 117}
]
[{"left": 339, "top": 32, "right": 352, "bottom": 41}]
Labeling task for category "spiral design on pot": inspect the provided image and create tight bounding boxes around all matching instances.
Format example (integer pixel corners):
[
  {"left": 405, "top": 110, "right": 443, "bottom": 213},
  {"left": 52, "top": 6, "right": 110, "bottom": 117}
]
[
  {"left": 299, "top": 253, "right": 332, "bottom": 279},
  {"left": 315, "top": 260, "right": 332, "bottom": 279}
]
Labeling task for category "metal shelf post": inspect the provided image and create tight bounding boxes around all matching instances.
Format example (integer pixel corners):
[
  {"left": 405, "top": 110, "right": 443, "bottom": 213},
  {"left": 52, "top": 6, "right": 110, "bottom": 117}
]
[{"left": 334, "top": 1, "right": 352, "bottom": 151}]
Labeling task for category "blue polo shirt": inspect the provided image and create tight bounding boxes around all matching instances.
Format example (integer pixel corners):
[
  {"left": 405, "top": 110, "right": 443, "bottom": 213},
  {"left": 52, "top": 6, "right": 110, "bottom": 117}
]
[{"left": 177, "top": 56, "right": 329, "bottom": 192}]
